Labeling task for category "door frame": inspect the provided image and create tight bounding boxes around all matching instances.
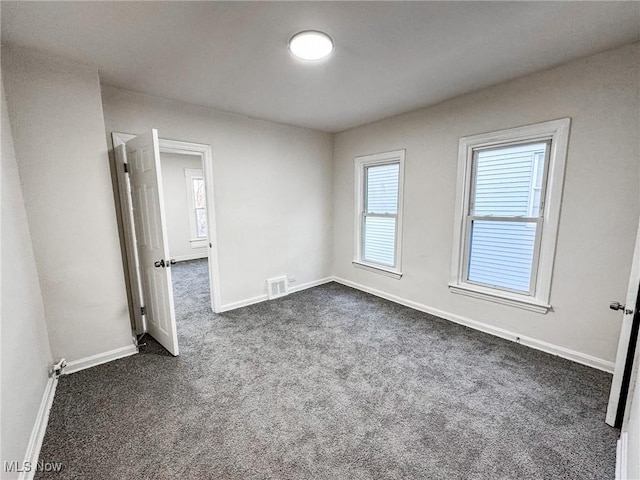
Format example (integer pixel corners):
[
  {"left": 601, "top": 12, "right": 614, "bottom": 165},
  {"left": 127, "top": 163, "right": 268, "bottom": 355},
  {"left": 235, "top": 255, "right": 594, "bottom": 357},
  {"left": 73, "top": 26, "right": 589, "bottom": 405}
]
[
  {"left": 606, "top": 216, "right": 640, "bottom": 427},
  {"left": 112, "top": 132, "right": 222, "bottom": 322},
  {"left": 114, "top": 144, "right": 146, "bottom": 334}
]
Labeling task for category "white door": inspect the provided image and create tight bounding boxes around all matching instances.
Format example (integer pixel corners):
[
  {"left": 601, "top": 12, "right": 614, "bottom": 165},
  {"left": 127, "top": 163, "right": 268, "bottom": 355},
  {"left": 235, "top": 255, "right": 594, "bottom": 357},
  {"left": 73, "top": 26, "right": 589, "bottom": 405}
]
[
  {"left": 126, "top": 129, "right": 179, "bottom": 356},
  {"left": 617, "top": 351, "right": 640, "bottom": 479},
  {"left": 607, "top": 217, "right": 640, "bottom": 427}
]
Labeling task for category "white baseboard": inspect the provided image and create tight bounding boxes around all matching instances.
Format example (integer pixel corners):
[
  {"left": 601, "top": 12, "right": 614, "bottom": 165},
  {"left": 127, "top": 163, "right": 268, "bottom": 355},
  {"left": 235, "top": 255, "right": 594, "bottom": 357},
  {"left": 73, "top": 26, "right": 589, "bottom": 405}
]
[
  {"left": 18, "top": 376, "right": 58, "bottom": 480},
  {"left": 289, "top": 277, "right": 333, "bottom": 294},
  {"left": 219, "top": 277, "right": 334, "bottom": 313},
  {"left": 173, "top": 253, "right": 207, "bottom": 262},
  {"left": 64, "top": 344, "right": 138, "bottom": 375},
  {"left": 217, "top": 275, "right": 613, "bottom": 372},
  {"left": 332, "top": 276, "right": 615, "bottom": 373},
  {"left": 220, "top": 294, "right": 269, "bottom": 313},
  {"left": 616, "top": 432, "right": 628, "bottom": 480}
]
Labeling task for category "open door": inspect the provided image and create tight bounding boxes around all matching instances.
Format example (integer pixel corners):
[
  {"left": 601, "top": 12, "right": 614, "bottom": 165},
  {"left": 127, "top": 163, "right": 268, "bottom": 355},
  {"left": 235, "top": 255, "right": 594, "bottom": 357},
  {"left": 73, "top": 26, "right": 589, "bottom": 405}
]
[
  {"left": 125, "top": 129, "right": 179, "bottom": 356},
  {"left": 606, "top": 217, "right": 640, "bottom": 427}
]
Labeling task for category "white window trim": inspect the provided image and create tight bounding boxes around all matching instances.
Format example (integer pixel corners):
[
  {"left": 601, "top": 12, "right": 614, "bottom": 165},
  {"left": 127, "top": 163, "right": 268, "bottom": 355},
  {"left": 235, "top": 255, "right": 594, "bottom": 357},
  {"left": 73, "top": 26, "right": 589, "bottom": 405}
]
[
  {"left": 353, "top": 149, "right": 405, "bottom": 279},
  {"left": 184, "top": 168, "right": 207, "bottom": 249},
  {"left": 449, "top": 118, "right": 571, "bottom": 314},
  {"left": 526, "top": 151, "right": 545, "bottom": 218}
]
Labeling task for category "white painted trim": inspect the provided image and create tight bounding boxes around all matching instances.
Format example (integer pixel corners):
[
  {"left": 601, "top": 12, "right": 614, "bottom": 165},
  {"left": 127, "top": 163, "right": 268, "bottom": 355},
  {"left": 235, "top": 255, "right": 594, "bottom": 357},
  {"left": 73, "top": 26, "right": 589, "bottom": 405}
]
[
  {"left": 332, "top": 276, "right": 614, "bottom": 373},
  {"left": 18, "top": 376, "right": 58, "bottom": 480},
  {"left": 289, "top": 277, "right": 333, "bottom": 294},
  {"left": 450, "top": 118, "right": 571, "bottom": 310},
  {"left": 220, "top": 294, "right": 269, "bottom": 313},
  {"left": 112, "top": 141, "right": 146, "bottom": 335},
  {"left": 173, "top": 252, "right": 208, "bottom": 262},
  {"left": 449, "top": 283, "right": 550, "bottom": 314},
  {"left": 353, "top": 149, "right": 405, "bottom": 276},
  {"left": 112, "top": 132, "right": 135, "bottom": 146},
  {"left": 616, "top": 432, "right": 628, "bottom": 480},
  {"left": 64, "top": 344, "right": 138, "bottom": 375},
  {"left": 112, "top": 132, "right": 222, "bottom": 315},
  {"left": 220, "top": 277, "right": 334, "bottom": 312},
  {"left": 353, "top": 261, "right": 403, "bottom": 279}
]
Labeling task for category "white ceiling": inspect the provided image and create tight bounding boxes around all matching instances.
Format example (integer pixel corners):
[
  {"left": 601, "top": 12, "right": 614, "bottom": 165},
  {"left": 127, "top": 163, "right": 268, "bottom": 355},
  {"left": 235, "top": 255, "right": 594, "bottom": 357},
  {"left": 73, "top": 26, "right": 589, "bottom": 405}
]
[{"left": 2, "top": 1, "right": 639, "bottom": 132}]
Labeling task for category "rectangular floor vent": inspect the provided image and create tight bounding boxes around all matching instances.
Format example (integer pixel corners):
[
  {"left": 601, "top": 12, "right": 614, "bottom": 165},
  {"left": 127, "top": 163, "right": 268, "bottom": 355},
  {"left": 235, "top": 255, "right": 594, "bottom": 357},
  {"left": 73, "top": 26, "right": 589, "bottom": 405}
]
[{"left": 267, "top": 276, "right": 288, "bottom": 300}]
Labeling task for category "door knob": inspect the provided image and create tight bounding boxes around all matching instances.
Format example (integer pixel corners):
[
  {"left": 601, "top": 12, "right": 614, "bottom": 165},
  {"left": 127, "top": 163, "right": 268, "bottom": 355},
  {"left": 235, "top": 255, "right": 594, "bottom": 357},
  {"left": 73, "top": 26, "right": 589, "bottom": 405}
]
[
  {"left": 610, "top": 301, "right": 625, "bottom": 311},
  {"left": 154, "top": 259, "right": 165, "bottom": 268},
  {"left": 610, "top": 301, "right": 634, "bottom": 315}
]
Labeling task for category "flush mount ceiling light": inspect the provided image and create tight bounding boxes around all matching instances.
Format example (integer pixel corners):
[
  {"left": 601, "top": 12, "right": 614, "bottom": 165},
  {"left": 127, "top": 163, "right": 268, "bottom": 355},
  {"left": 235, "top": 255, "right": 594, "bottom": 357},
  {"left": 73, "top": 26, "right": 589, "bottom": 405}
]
[{"left": 289, "top": 30, "right": 333, "bottom": 61}]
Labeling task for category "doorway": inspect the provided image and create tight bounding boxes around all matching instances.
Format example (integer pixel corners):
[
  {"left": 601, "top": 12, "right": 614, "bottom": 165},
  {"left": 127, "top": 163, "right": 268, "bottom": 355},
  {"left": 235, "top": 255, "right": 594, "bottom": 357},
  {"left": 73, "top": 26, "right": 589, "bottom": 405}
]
[
  {"left": 159, "top": 151, "right": 211, "bottom": 318},
  {"left": 112, "top": 131, "right": 221, "bottom": 355}
]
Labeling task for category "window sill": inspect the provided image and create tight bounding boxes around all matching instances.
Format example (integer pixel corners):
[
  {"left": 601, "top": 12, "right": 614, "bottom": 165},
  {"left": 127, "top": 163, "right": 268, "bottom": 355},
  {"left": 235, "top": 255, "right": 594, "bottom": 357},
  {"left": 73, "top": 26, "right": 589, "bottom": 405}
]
[
  {"left": 190, "top": 239, "right": 208, "bottom": 249},
  {"left": 352, "top": 261, "right": 402, "bottom": 279},
  {"left": 448, "top": 283, "right": 551, "bottom": 314}
]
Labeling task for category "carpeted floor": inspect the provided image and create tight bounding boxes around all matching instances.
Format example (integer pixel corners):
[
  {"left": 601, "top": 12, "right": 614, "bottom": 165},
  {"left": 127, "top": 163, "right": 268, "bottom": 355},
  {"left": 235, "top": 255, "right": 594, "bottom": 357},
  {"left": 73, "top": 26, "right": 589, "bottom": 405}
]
[{"left": 36, "top": 259, "right": 618, "bottom": 479}]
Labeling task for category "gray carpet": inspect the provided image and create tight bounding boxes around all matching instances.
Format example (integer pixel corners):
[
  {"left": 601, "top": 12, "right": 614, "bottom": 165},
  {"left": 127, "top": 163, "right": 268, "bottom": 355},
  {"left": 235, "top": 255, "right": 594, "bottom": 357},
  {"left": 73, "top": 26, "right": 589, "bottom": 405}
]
[{"left": 36, "top": 259, "right": 618, "bottom": 479}]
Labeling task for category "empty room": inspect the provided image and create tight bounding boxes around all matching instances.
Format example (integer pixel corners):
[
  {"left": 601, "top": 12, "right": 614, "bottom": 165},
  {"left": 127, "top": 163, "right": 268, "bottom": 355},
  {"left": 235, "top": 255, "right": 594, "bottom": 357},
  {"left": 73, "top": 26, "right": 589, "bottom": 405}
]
[{"left": 2, "top": 2, "right": 640, "bottom": 479}]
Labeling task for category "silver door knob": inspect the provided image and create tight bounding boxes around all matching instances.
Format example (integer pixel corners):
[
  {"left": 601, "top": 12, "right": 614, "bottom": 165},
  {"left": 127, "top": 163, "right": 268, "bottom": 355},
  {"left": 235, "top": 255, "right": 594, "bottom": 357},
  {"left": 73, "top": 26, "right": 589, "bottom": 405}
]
[
  {"left": 610, "top": 301, "right": 625, "bottom": 311},
  {"left": 610, "top": 301, "right": 634, "bottom": 315}
]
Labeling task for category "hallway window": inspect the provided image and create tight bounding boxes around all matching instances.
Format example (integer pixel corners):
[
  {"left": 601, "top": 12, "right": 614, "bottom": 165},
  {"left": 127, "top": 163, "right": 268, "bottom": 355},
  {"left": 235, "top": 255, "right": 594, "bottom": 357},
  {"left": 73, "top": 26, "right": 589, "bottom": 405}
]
[
  {"left": 192, "top": 177, "right": 207, "bottom": 238},
  {"left": 185, "top": 168, "right": 207, "bottom": 246}
]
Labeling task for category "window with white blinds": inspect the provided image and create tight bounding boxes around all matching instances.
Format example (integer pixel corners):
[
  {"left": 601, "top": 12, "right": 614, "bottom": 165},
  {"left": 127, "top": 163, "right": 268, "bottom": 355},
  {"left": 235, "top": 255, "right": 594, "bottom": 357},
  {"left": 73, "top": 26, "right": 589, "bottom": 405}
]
[
  {"left": 450, "top": 119, "right": 571, "bottom": 313},
  {"left": 467, "top": 142, "right": 549, "bottom": 294},
  {"left": 354, "top": 150, "right": 405, "bottom": 278}
]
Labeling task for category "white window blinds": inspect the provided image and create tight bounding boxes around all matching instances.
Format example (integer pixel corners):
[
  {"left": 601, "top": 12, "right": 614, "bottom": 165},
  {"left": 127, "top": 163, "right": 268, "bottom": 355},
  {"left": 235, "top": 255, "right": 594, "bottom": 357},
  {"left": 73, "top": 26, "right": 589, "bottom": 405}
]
[{"left": 363, "top": 163, "right": 400, "bottom": 266}]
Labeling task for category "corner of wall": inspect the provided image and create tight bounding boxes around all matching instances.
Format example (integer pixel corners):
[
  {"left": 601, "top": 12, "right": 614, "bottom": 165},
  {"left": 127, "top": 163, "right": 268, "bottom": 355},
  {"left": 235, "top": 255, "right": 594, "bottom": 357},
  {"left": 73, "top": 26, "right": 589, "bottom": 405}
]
[
  {"left": 2, "top": 44, "right": 135, "bottom": 363},
  {"left": 1, "top": 68, "right": 55, "bottom": 479}
]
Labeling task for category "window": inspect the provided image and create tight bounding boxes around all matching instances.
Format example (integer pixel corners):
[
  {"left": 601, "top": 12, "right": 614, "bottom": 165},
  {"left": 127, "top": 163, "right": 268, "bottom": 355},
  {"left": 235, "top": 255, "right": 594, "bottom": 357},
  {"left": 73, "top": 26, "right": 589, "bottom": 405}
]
[
  {"left": 354, "top": 150, "right": 405, "bottom": 279},
  {"left": 192, "top": 177, "right": 207, "bottom": 238},
  {"left": 449, "top": 119, "right": 570, "bottom": 313},
  {"left": 184, "top": 168, "right": 208, "bottom": 248}
]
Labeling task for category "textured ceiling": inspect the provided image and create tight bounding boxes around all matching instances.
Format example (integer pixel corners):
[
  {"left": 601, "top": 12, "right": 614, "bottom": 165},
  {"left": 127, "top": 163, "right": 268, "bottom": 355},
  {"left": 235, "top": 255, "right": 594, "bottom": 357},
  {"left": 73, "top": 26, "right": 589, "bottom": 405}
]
[{"left": 2, "top": 1, "right": 639, "bottom": 132}]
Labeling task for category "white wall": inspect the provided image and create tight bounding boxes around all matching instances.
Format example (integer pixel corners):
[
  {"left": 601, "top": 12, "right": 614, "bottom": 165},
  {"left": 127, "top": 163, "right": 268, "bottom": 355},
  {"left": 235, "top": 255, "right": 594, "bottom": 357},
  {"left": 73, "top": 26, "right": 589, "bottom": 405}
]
[
  {"left": 101, "top": 86, "right": 334, "bottom": 308},
  {"left": 332, "top": 43, "right": 640, "bottom": 366},
  {"left": 3, "top": 40, "right": 636, "bottom": 374},
  {"left": 1, "top": 78, "right": 53, "bottom": 477},
  {"left": 160, "top": 152, "right": 207, "bottom": 262},
  {"left": 2, "top": 46, "right": 134, "bottom": 362}
]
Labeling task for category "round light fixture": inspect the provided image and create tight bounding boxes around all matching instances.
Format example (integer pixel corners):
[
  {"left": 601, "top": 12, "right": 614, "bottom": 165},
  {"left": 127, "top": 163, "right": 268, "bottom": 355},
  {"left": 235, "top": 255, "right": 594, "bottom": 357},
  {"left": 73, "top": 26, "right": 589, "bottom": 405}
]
[{"left": 289, "top": 30, "right": 333, "bottom": 61}]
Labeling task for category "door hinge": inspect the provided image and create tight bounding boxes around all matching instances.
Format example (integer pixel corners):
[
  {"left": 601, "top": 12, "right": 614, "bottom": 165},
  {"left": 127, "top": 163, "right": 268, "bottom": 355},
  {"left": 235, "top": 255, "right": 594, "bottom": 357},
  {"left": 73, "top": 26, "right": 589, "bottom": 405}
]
[
  {"left": 141, "top": 306, "right": 146, "bottom": 316},
  {"left": 123, "top": 162, "right": 129, "bottom": 173}
]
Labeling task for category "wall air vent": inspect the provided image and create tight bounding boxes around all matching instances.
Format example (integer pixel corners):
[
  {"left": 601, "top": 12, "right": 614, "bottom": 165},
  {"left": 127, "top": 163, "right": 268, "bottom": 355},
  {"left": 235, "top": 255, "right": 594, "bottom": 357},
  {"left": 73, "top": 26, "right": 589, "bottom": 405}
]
[{"left": 267, "top": 276, "right": 288, "bottom": 300}]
